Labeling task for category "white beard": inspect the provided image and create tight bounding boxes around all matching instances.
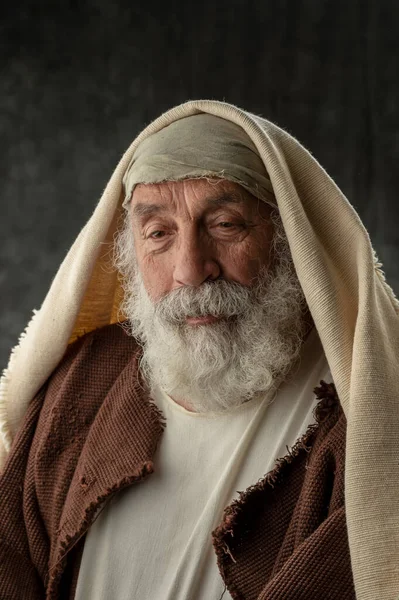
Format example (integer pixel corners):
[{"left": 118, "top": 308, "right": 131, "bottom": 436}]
[{"left": 115, "top": 213, "right": 308, "bottom": 413}]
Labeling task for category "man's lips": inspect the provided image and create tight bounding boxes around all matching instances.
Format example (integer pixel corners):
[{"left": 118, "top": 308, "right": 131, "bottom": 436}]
[{"left": 185, "top": 315, "right": 222, "bottom": 326}]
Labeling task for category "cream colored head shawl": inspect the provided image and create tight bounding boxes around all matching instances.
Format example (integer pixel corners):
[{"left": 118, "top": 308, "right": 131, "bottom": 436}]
[{"left": 1, "top": 100, "right": 399, "bottom": 600}]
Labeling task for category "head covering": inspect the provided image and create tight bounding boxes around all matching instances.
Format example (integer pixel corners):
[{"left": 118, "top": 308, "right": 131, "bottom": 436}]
[
  {"left": 122, "top": 113, "right": 275, "bottom": 206},
  {"left": 1, "top": 100, "right": 399, "bottom": 600}
]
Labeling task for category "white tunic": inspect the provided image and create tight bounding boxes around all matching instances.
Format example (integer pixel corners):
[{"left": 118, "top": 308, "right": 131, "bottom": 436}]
[{"left": 75, "top": 329, "right": 331, "bottom": 600}]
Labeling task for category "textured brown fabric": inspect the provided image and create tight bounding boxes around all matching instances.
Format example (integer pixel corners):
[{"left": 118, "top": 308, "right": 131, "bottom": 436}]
[
  {"left": 0, "top": 323, "right": 165, "bottom": 600},
  {"left": 213, "top": 383, "right": 355, "bottom": 599},
  {"left": 0, "top": 324, "right": 355, "bottom": 599}
]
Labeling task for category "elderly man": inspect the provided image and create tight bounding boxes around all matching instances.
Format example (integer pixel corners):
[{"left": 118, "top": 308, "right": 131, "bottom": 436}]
[{"left": 1, "top": 101, "right": 398, "bottom": 600}]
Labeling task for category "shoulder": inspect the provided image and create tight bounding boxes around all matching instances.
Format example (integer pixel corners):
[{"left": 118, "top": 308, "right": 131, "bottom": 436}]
[
  {"left": 38, "top": 322, "right": 141, "bottom": 436},
  {"left": 61, "top": 322, "right": 139, "bottom": 372},
  {"left": 51, "top": 321, "right": 140, "bottom": 392}
]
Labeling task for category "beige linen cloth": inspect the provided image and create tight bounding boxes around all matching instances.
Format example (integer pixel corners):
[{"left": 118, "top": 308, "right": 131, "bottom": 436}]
[{"left": 1, "top": 100, "right": 398, "bottom": 600}]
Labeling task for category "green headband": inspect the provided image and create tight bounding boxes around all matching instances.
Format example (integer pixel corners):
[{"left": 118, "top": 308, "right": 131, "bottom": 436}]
[{"left": 122, "top": 113, "right": 275, "bottom": 207}]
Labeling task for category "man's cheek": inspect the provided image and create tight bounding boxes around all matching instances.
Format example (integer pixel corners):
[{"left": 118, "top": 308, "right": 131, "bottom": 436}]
[
  {"left": 223, "top": 247, "right": 263, "bottom": 284},
  {"left": 143, "top": 269, "right": 172, "bottom": 302}
]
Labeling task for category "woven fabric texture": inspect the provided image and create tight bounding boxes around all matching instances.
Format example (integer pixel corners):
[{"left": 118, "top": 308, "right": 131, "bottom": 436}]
[{"left": 0, "top": 324, "right": 353, "bottom": 599}]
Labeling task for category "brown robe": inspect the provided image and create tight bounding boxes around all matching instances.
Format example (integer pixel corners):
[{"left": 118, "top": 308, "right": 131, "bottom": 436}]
[{"left": 0, "top": 323, "right": 356, "bottom": 599}]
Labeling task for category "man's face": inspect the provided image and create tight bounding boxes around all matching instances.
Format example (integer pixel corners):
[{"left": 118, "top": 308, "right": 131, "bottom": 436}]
[
  {"left": 130, "top": 178, "right": 275, "bottom": 316},
  {"left": 117, "top": 176, "right": 306, "bottom": 412}
]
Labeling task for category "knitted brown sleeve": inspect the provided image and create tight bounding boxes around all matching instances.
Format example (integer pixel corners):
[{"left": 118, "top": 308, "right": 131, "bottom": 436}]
[
  {"left": 0, "top": 386, "right": 48, "bottom": 600},
  {"left": 0, "top": 332, "right": 90, "bottom": 600}
]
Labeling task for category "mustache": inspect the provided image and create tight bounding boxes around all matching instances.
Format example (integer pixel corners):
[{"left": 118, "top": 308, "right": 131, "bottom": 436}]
[{"left": 153, "top": 279, "right": 256, "bottom": 325}]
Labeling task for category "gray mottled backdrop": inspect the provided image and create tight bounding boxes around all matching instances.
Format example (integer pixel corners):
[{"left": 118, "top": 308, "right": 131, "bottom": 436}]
[{"left": 1, "top": 0, "right": 398, "bottom": 368}]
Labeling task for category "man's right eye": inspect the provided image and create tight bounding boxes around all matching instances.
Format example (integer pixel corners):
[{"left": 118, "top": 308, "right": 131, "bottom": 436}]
[{"left": 149, "top": 230, "right": 166, "bottom": 239}]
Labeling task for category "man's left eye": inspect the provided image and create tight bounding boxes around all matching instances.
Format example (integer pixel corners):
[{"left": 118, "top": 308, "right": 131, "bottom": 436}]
[{"left": 216, "top": 221, "right": 246, "bottom": 231}]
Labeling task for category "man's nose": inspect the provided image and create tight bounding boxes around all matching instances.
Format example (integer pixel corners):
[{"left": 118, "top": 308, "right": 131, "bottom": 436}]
[{"left": 173, "top": 234, "right": 221, "bottom": 287}]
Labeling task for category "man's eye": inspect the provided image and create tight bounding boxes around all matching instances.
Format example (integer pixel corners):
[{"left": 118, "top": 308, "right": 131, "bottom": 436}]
[
  {"left": 217, "top": 221, "right": 244, "bottom": 230},
  {"left": 149, "top": 230, "right": 166, "bottom": 239}
]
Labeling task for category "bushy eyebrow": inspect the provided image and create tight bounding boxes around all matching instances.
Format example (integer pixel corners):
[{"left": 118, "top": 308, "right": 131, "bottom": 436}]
[
  {"left": 132, "top": 203, "right": 166, "bottom": 218},
  {"left": 131, "top": 192, "right": 244, "bottom": 220},
  {"left": 207, "top": 191, "right": 243, "bottom": 207}
]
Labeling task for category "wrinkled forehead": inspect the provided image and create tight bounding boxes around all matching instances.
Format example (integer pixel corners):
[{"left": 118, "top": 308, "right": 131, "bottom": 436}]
[
  {"left": 130, "top": 178, "right": 274, "bottom": 222},
  {"left": 122, "top": 113, "right": 275, "bottom": 209}
]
